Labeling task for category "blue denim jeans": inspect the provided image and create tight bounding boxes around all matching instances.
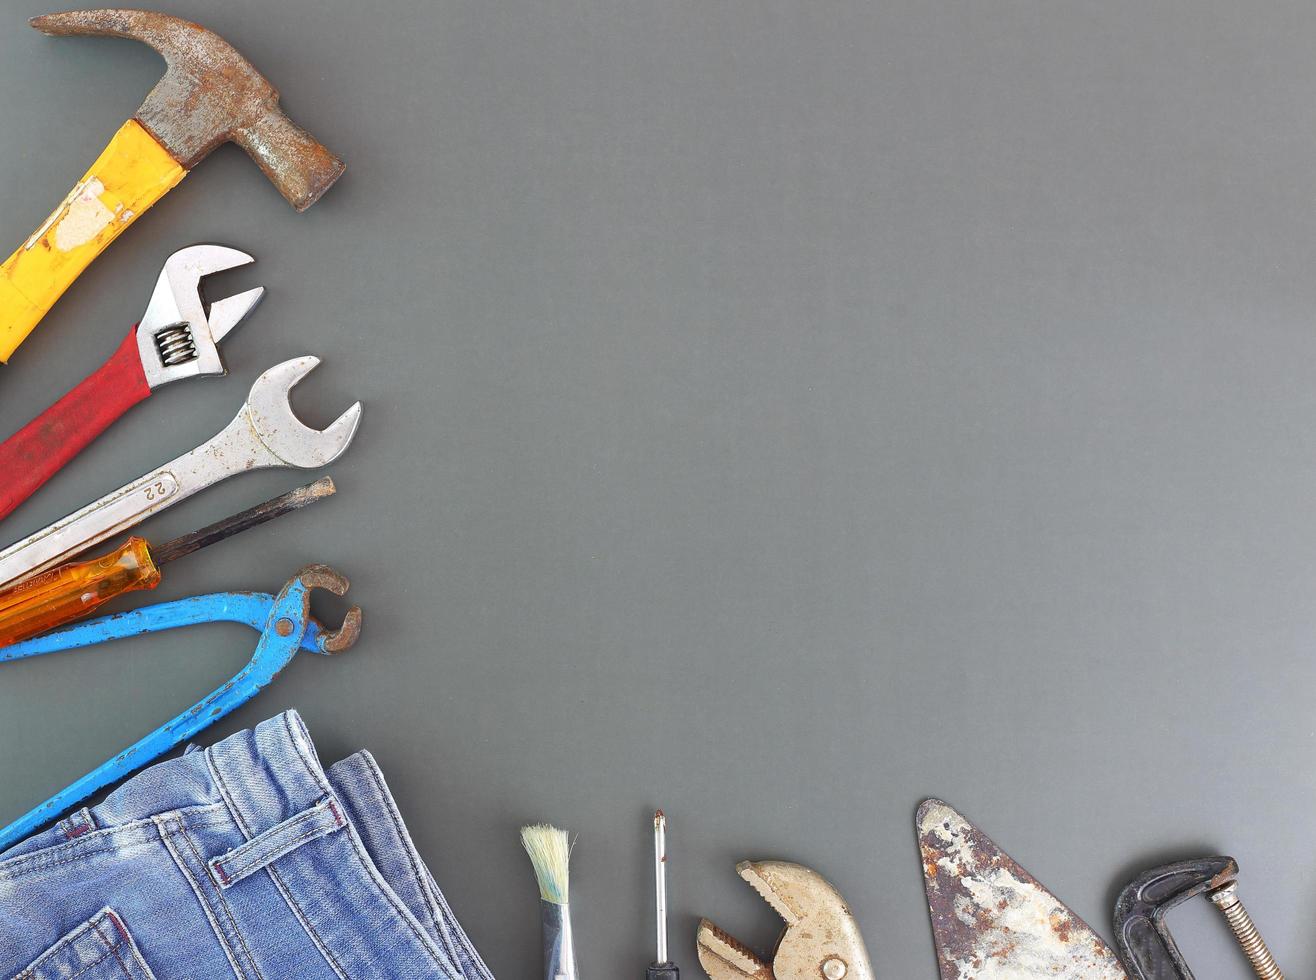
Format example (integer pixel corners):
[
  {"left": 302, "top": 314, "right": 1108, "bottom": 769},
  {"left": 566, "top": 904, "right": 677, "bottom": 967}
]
[{"left": 0, "top": 711, "right": 493, "bottom": 980}]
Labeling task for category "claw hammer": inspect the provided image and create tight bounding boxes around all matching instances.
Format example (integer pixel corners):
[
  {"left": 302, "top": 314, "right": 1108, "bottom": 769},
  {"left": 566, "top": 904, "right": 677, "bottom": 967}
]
[{"left": 0, "top": 9, "right": 343, "bottom": 363}]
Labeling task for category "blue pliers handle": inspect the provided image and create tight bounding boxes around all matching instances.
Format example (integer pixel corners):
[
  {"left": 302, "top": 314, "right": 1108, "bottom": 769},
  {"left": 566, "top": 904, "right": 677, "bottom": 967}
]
[{"left": 0, "top": 564, "right": 360, "bottom": 852}]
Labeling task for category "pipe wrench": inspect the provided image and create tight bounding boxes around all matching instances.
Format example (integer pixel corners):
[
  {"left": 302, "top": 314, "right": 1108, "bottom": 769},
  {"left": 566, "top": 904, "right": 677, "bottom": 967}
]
[
  {"left": 0, "top": 564, "right": 360, "bottom": 851},
  {"left": 0, "top": 244, "right": 263, "bottom": 523},
  {"left": 696, "top": 861, "right": 874, "bottom": 980},
  {"left": 0, "top": 357, "right": 361, "bottom": 588}
]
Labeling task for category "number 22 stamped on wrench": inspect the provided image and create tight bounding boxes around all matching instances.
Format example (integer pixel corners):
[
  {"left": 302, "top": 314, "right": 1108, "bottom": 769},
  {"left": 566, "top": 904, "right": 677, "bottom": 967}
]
[{"left": 0, "top": 357, "right": 361, "bottom": 588}]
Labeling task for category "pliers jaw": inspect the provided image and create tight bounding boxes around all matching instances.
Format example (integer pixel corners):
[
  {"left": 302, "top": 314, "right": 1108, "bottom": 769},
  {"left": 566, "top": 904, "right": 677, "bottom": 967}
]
[
  {"left": 696, "top": 861, "right": 874, "bottom": 980},
  {"left": 293, "top": 563, "right": 362, "bottom": 653}
]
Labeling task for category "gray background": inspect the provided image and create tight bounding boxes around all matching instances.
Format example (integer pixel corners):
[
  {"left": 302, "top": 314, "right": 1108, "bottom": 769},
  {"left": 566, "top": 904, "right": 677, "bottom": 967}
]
[{"left": 0, "top": 2, "right": 1311, "bottom": 976}]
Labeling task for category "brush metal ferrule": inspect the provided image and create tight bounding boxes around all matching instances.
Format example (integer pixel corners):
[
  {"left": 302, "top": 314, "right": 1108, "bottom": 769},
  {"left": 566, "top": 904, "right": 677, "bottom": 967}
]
[{"left": 541, "top": 900, "right": 579, "bottom": 980}]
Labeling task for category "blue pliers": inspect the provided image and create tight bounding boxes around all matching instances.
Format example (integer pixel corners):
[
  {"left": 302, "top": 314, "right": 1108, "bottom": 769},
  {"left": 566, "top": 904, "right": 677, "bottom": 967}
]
[{"left": 0, "top": 564, "right": 361, "bottom": 851}]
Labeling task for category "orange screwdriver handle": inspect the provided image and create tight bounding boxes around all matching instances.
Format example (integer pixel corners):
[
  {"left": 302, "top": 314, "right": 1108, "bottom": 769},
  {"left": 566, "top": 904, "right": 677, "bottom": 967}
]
[{"left": 0, "top": 537, "right": 160, "bottom": 647}]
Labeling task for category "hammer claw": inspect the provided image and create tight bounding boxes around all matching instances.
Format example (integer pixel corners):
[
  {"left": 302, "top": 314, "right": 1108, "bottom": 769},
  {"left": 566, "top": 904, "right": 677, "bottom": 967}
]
[
  {"left": 30, "top": 8, "right": 342, "bottom": 192},
  {"left": 30, "top": 9, "right": 178, "bottom": 49},
  {"left": 0, "top": 10, "right": 341, "bottom": 361}
]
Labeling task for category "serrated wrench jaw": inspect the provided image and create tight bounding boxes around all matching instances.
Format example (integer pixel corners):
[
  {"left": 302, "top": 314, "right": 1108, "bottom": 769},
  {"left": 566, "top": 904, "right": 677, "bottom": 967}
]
[
  {"left": 696, "top": 919, "right": 773, "bottom": 980},
  {"left": 136, "top": 245, "right": 259, "bottom": 390},
  {"left": 245, "top": 357, "right": 362, "bottom": 469},
  {"left": 697, "top": 862, "right": 875, "bottom": 980}
]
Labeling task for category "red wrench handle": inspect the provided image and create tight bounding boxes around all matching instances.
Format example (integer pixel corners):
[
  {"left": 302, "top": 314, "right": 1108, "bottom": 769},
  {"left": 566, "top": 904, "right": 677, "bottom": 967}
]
[{"left": 0, "top": 327, "right": 150, "bottom": 524}]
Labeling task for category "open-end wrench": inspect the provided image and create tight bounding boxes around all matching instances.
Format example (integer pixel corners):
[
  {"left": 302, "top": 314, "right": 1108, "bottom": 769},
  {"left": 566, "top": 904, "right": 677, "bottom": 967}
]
[
  {"left": 0, "top": 357, "right": 360, "bottom": 588},
  {"left": 0, "top": 244, "right": 263, "bottom": 524}
]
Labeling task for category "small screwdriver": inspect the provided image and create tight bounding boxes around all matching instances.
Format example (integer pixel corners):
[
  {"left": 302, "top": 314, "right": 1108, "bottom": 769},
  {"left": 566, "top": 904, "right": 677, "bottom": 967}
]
[
  {"left": 0, "top": 477, "right": 335, "bottom": 647},
  {"left": 648, "top": 810, "right": 679, "bottom": 980}
]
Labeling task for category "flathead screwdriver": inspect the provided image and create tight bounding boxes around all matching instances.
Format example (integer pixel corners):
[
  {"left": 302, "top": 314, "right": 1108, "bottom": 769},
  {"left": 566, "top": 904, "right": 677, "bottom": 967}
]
[
  {"left": 0, "top": 477, "right": 334, "bottom": 647},
  {"left": 648, "top": 810, "right": 679, "bottom": 980}
]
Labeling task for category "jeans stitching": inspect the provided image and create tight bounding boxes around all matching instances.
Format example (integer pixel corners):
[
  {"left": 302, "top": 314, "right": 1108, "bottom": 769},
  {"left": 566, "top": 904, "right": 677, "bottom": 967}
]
[
  {"left": 211, "top": 803, "right": 328, "bottom": 876},
  {"left": 204, "top": 716, "right": 447, "bottom": 977},
  {"left": 212, "top": 808, "right": 342, "bottom": 887},
  {"left": 360, "top": 754, "right": 493, "bottom": 979},
  {"left": 99, "top": 912, "right": 156, "bottom": 980},
  {"left": 176, "top": 823, "right": 266, "bottom": 980},
  {"left": 361, "top": 754, "right": 446, "bottom": 939},
  {"left": 18, "top": 914, "right": 118, "bottom": 980},
  {"left": 205, "top": 743, "right": 342, "bottom": 979},
  {"left": 206, "top": 751, "right": 254, "bottom": 840},
  {"left": 157, "top": 820, "right": 245, "bottom": 980},
  {"left": 45, "top": 946, "right": 115, "bottom": 980},
  {"left": 219, "top": 820, "right": 331, "bottom": 882},
  {"left": 0, "top": 808, "right": 229, "bottom": 881},
  {"left": 262, "top": 864, "right": 350, "bottom": 980},
  {"left": 91, "top": 918, "right": 133, "bottom": 980},
  {"left": 335, "top": 815, "right": 454, "bottom": 970},
  {"left": 282, "top": 713, "right": 334, "bottom": 799}
]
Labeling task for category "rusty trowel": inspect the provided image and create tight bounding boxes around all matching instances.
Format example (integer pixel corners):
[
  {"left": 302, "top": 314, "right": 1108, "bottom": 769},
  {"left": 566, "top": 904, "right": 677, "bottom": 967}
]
[
  {"left": 917, "top": 800, "right": 1285, "bottom": 980},
  {"left": 916, "top": 798, "right": 1129, "bottom": 979}
]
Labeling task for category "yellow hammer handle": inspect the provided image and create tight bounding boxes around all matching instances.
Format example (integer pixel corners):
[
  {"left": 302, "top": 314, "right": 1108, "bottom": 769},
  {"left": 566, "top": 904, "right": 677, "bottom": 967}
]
[{"left": 0, "top": 120, "right": 186, "bottom": 363}]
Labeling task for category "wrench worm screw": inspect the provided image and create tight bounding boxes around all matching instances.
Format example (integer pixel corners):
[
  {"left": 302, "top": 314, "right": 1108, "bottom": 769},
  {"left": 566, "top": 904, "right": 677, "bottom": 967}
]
[
  {"left": 153, "top": 323, "right": 198, "bottom": 366},
  {"left": 1209, "top": 883, "right": 1283, "bottom": 979}
]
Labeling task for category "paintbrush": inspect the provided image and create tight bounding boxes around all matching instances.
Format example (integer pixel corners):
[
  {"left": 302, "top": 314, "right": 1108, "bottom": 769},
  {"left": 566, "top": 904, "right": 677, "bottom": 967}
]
[{"left": 522, "top": 824, "right": 579, "bottom": 980}]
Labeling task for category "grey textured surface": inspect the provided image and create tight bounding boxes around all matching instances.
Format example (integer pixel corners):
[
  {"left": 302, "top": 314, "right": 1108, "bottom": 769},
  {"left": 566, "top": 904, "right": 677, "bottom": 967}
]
[{"left": 0, "top": 2, "right": 1312, "bottom": 977}]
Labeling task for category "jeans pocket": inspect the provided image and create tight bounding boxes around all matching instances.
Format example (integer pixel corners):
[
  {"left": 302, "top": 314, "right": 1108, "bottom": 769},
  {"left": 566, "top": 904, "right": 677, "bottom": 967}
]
[{"left": 11, "top": 909, "right": 157, "bottom": 980}]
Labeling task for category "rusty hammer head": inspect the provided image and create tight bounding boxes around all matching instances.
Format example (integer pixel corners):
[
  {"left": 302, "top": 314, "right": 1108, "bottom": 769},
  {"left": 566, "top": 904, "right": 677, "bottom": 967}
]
[{"left": 31, "top": 8, "right": 344, "bottom": 210}]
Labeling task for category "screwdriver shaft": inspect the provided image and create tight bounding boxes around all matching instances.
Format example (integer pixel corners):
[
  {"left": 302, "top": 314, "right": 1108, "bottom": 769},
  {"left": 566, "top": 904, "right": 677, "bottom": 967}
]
[
  {"left": 655, "top": 810, "right": 667, "bottom": 965},
  {"left": 647, "top": 810, "right": 679, "bottom": 979},
  {"left": 152, "top": 476, "right": 335, "bottom": 565},
  {"left": 0, "top": 478, "right": 335, "bottom": 647}
]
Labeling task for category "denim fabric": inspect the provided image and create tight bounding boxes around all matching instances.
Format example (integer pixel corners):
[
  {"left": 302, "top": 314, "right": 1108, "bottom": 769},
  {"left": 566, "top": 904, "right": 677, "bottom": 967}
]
[{"left": 0, "top": 711, "right": 494, "bottom": 980}]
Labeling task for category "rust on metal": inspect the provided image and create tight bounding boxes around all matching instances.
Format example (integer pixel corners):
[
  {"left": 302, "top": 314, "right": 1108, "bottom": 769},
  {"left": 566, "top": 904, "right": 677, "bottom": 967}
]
[
  {"left": 31, "top": 9, "right": 345, "bottom": 209},
  {"left": 295, "top": 563, "right": 361, "bottom": 653},
  {"left": 917, "top": 799, "right": 1128, "bottom": 980}
]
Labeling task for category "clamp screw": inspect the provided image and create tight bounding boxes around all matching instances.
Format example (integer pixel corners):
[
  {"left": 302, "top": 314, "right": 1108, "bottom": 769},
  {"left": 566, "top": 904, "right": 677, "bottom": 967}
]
[
  {"left": 822, "top": 957, "right": 847, "bottom": 979},
  {"left": 1209, "top": 882, "right": 1284, "bottom": 979}
]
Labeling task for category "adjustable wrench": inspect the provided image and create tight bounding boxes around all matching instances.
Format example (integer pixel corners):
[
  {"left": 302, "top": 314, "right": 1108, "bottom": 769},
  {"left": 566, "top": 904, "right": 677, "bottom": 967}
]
[
  {"left": 0, "top": 244, "right": 263, "bottom": 523},
  {"left": 0, "top": 357, "right": 361, "bottom": 588}
]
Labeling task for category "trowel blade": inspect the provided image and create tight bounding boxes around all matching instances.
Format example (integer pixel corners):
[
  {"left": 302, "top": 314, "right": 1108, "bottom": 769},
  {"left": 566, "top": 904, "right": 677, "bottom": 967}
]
[{"left": 917, "top": 798, "right": 1128, "bottom": 980}]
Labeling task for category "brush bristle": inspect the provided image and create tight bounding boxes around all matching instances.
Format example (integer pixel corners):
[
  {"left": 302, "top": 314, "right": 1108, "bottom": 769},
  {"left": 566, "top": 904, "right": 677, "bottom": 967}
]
[{"left": 520, "top": 824, "right": 571, "bottom": 905}]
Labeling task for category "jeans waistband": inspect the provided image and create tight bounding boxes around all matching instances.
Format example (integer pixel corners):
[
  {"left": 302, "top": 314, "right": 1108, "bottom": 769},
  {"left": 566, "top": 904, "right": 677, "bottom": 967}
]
[
  {"left": 206, "top": 710, "right": 333, "bottom": 838},
  {"left": 19, "top": 711, "right": 333, "bottom": 848}
]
